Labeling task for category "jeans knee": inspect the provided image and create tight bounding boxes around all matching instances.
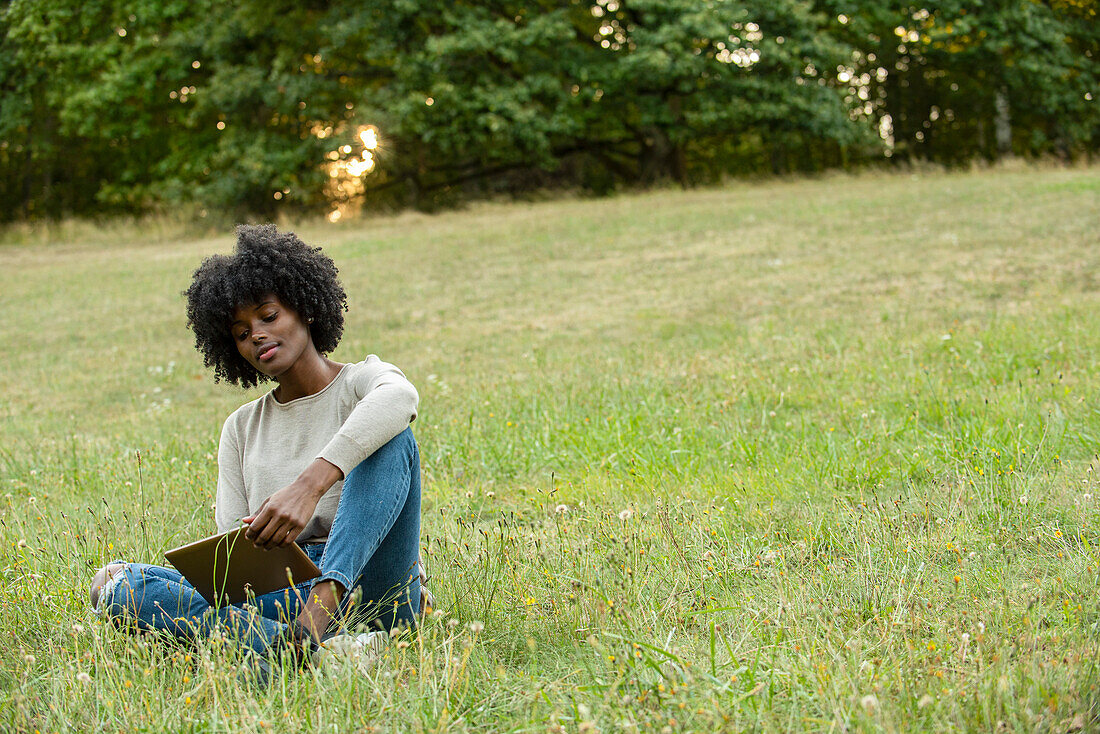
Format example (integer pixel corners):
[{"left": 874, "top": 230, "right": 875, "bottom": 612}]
[
  {"left": 346, "top": 428, "right": 417, "bottom": 482},
  {"left": 379, "top": 427, "right": 416, "bottom": 461},
  {"left": 390, "top": 427, "right": 419, "bottom": 458}
]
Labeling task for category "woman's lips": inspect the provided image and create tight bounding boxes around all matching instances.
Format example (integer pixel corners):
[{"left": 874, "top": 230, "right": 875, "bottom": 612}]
[{"left": 257, "top": 344, "right": 279, "bottom": 362}]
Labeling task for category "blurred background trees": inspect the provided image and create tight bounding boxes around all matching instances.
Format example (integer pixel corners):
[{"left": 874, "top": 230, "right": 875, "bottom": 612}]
[{"left": 1, "top": 0, "right": 1096, "bottom": 222}]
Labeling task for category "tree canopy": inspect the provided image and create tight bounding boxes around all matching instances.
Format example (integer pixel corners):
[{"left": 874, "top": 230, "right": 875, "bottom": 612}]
[{"left": 1, "top": 0, "right": 1096, "bottom": 221}]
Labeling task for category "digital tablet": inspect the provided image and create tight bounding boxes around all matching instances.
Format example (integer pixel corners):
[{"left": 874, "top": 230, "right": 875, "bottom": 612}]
[{"left": 164, "top": 526, "right": 321, "bottom": 606}]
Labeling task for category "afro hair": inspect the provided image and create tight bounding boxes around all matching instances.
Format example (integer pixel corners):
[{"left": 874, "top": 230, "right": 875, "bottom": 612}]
[{"left": 184, "top": 224, "right": 347, "bottom": 388}]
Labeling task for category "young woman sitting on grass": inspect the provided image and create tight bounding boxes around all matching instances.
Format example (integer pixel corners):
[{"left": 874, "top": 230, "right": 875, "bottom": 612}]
[{"left": 88, "top": 224, "right": 430, "bottom": 671}]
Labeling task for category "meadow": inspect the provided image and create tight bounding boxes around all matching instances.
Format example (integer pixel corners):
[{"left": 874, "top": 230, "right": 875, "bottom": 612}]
[{"left": 2, "top": 164, "right": 1099, "bottom": 732}]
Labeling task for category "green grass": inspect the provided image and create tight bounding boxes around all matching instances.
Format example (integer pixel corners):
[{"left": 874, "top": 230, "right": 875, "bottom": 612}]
[{"left": 2, "top": 165, "right": 1100, "bottom": 732}]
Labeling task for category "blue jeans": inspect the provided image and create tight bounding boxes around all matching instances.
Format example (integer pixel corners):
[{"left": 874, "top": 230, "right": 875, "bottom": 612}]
[{"left": 101, "top": 428, "right": 421, "bottom": 656}]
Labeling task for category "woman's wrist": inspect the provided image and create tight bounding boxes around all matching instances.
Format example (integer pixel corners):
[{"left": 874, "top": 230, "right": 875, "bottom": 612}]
[{"left": 297, "top": 458, "right": 344, "bottom": 499}]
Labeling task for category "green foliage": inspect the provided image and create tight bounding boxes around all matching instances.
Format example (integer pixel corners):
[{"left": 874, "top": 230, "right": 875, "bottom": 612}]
[
  {"left": 818, "top": 0, "right": 1100, "bottom": 162},
  {"left": 0, "top": 0, "right": 1096, "bottom": 220}
]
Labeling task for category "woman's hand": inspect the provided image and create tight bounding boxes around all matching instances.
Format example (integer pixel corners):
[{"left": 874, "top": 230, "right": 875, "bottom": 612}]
[{"left": 243, "top": 459, "right": 343, "bottom": 549}]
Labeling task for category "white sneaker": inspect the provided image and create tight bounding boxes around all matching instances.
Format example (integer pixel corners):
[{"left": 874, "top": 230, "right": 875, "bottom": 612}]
[
  {"left": 89, "top": 563, "right": 127, "bottom": 615},
  {"left": 311, "top": 630, "right": 388, "bottom": 675},
  {"left": 418, "top": 558, "right": 435, "bottom": 614}
]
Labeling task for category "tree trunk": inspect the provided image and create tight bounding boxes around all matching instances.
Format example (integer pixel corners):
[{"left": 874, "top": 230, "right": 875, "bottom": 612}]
[
  {"left": 994, "top": 87, "right": 1013, "bottom": 159},
  {"left": 638, "top": 126, "right": 673, "bottom": 184},
  {"left": 768, "top": 141, "right": 787, "bottom": 175},
  {"left": 668, "top": 95, "right": 687, "bottom": 188},
  {"left": 21, "top": 144, "right": 33, "bottom": 218},
  {"left": 671, "top": 142, "right": 686, "bottom": 188}
]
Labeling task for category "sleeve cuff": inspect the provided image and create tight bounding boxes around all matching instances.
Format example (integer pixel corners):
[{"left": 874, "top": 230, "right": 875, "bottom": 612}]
[{"left": 318, "top": 433, "right": 364, "bottom": 479}]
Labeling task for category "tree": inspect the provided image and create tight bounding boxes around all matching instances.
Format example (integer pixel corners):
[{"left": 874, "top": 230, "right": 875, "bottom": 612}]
[
  {"left": 1, "top": 0, "right": 1095, "bottom": 221},
  {"left": 817, "top": 0, "right": 1100, "bottom": 163}
]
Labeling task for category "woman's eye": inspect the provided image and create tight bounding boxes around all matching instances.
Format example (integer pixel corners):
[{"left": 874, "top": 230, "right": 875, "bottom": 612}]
[
  {"left": 262, "top": 313, "right": 277, "bottom": 322},
  {"left": 235, "top": 330, "right": 248, "bottom": 341}
]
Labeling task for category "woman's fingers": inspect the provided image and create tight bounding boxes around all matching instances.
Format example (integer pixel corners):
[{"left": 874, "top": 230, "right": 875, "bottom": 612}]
[
  {"left": 243, "top": 495, "right": 305, "bottom": 548},
  {"left": 243, "top": 498, "right": 271, "bottom": 541},
  {"left": 267, "top": 523, "right": 292, "bottom": 548},
  {"left": 266, "top": 519, "right": 296, "bottom": 549},
  {"left": 259, "top": 518, "right": 301, "bottom": 549},
  {"left": 252, "top": 519, "right": 279, "bottom": 548},
  {"left": 250, "top": 509, "right": 285, "bottom": 548}
]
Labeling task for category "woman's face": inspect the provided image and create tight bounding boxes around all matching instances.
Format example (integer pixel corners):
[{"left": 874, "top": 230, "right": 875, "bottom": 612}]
[{"left": 230, "top": 294, "right": 314, "bottom": 379}]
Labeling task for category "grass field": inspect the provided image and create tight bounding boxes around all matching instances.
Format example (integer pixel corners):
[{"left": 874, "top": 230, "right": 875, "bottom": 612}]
[{"left": 2, "top": 165, "right": 1100, "bottom": 732}]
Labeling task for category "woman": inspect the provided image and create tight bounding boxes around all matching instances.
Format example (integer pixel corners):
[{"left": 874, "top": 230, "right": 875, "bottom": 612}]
[{"left": 89, "top": 224, "right": 428, "bottom": 669}]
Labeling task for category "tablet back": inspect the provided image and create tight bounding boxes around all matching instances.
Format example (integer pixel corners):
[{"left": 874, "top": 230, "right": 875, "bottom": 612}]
[{"left": 164, "top": 527, "right": 321, "bottom": 606}]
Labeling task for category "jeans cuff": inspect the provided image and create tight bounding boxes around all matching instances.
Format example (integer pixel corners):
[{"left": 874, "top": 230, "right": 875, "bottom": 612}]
[{"left": 314, "top": 570, "right": 354, "bottom": 593}]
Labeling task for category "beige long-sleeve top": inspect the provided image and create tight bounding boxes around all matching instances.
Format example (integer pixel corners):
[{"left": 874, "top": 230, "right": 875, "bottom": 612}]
[{"left": 214, "top": 355, "right": 419, "bottom": 542}]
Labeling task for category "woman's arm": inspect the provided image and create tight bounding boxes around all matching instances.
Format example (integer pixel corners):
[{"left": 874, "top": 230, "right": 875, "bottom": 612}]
[
  {"left": 242, "top": 457, "right": 343, "bottom": 548},
  {"left": 245, "top": 356, "right": 419, "bottom": 548},
  {"left": 317, "top": 356, "right": 419, "bottom": 478},
  {"left": 214, "top": 415, "right": 250, "bottom": 533}
]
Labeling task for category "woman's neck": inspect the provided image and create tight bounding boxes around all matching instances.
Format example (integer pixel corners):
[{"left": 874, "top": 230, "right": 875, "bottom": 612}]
[{"left": 272, "top": 351, "right": 343, "bottom": 403}]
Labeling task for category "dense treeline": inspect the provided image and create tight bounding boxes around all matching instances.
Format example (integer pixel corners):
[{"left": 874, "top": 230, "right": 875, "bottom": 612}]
[{"left": 0, "top": 0, "right": 1096, "bottom": 221}]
